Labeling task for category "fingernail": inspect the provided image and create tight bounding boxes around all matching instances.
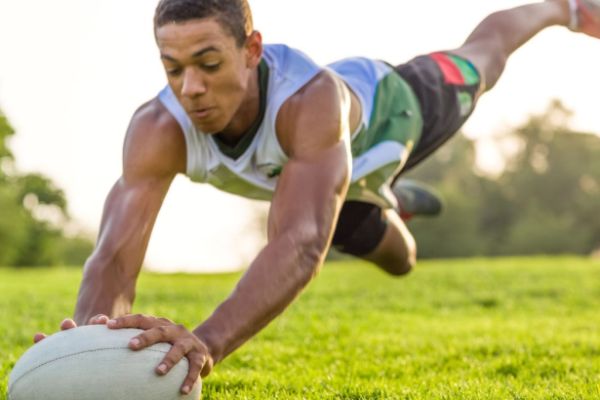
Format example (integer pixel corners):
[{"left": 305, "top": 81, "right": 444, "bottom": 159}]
[
  {"left": 107, "top": 319, "right": 116, "bottom": 327},
  {"left": 182, "top": 386, "right": 190, "bottom": 394},
  {"left": 129, "top": 338, "right": 140, "bottom": 347},
  {"left": 157, "top": 363, "right": 167, "bottom": 374}
]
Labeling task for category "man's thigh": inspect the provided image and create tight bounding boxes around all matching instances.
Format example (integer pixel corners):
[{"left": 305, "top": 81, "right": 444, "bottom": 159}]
[
  {"left": 331, "top": 201, "right": 388, "bottom": 257},
  {"left": 331, "top": 201, "right": 416, "bottom": 275},
  {"left": 395, "top": 52, "right": 483, "bottom": 175}
]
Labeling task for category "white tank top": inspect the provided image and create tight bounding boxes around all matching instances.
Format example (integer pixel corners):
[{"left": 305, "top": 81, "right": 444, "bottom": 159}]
[{"left": 159, "top": 44, "right": 422, "bottom": 208}]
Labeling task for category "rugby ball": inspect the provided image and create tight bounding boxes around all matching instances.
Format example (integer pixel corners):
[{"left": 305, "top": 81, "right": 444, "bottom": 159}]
[{"left": 8, "top": 325, "right": 201, "bottom": 400}]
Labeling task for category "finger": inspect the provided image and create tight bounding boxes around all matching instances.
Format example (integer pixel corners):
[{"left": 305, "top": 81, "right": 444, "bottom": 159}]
[
  {"left": 60, "top": 318, "right": 77, "bottom": 330},
  {"left": 180, "top": 353, "right": 204, "bottom": 395},
  {"left": 131, "top": 324, "right": 186, "bottom": 351},
  {"left": 155, "top": 339, "right": 192, "bottom": 374},
  {"left": 88, "top": 314, "right": 109, "bottom": 325},
  {"left": 107, "top": 314, "right": 163, "bottom": 331},
  {"left": 33, "top": 333, "right": 46, "bottom": 343}
]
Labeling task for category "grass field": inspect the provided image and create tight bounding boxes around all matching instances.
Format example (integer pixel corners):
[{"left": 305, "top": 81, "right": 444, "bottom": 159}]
[{"left": 2, "top": 257, "right": 600, "bottom": 399}]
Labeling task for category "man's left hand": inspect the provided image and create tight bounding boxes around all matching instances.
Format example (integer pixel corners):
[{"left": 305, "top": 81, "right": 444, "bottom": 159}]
[{"left": 107, "top": 314, "right": 213, "bottom": 395}]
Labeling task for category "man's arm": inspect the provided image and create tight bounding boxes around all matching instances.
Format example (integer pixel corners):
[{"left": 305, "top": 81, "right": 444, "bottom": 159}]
[
  {"left": 103, "top": 72, "right": 351, "bottom": 393},
  {"left": 193, "top": 71, "right": 352, "bottom": 363},
  {"left": 74, "top": 99, "right": 186, "bottom": 325}
]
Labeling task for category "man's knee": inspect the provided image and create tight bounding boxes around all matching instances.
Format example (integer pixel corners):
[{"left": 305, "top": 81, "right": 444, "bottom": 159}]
[
  {"left": 331, "top": 202, "right": 419, "bottom": 277},
  {"left": 331, "top": 201, "right": 388, "bottom": 257},
  {"left": 376, "top": 239, "right": 417, "bottom": 277}
]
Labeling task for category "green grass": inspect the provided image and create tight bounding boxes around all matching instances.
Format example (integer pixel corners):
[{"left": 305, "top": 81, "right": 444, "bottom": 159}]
[{"left": 2, "top": 257, "right": 600, "bottom": 399}]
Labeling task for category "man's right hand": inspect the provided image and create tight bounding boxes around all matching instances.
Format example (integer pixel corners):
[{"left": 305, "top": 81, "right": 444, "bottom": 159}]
[{"left": 33, "top": 315, "right": 110, "bottom": 343}]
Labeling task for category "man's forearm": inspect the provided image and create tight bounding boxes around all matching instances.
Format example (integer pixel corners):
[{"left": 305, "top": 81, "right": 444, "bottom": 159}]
[
  {"left": 74, "top": 258, "right": 137, "bottom": 325},
  {"left": 194, "top": 233, "right": 326, "bottom": 363}
]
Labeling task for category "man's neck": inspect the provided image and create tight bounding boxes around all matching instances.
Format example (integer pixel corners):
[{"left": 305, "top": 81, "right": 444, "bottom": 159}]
[{"left": 216, "top": 67, "right": 261, "bottom": 146}]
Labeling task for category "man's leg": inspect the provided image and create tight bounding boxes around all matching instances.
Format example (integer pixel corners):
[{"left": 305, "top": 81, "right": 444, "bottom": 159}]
[
  {"left": 333, "top": 1, "right": 597, "bottom": 276},
  {"left": 332, "top": 202, "right": 417, "bottom": 276},
  {"left": 398, "top": 0, "right": 596, "bottom": 174},
  {"left": 450, "top": 1, "right": 571, "bottom": 91},
  {"left": 360, "top": 209, "right": 417, "bottom": 276},
  {"left": 392, "top": 179, "right": 443, "bottom": 220}
]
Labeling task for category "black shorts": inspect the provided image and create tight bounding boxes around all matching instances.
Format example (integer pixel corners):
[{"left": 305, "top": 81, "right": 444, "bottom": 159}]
[
  {"left": 395, "top": 52, "right": 483, "bottom": 173},
  {"left": 332, "top": 201, "right": 387, "bottom": 256}
]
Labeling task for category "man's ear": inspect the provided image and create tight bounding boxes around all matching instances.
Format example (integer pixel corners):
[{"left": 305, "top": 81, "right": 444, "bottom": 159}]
[{"left": 245, "top": 30, "right": 263, "bottom": 68}]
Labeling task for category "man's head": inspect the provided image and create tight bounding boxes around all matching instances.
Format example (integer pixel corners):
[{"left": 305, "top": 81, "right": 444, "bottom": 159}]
[
  {"left": 154, "top": 0, "right": 253, "bottom": 47},
  {"left": 154, "top": 0, "right": 262, "bottom": 135}
]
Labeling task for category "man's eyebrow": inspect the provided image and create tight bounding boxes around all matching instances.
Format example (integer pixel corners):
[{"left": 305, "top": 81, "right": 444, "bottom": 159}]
[{"left": 160, "top": 46, "right": 220, "bottom": 62}]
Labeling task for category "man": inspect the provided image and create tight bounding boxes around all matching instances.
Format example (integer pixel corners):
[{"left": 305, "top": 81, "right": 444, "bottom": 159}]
[{"left": 35, "top": 0, "right": 600, "bottom": 395}]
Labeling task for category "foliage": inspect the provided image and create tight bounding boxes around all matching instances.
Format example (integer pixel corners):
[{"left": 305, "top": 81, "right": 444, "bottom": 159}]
[
  {"left": 2, "top": 257, "right": 600, "bottom": 399},
  {"left": 16, "top": 173, "right": 67, "bottom": 213},
  {"left": 406, "top": 100, "right": 600, "bottom": 258},
  {"left": 0, "top": 110, "right": 93, "bottom": 267},
  {"left": 0, "top": 112, "right": 14, "bottom": 162},
  {"left": 0, "top": 187, "right": 29, "bottom": 265}
]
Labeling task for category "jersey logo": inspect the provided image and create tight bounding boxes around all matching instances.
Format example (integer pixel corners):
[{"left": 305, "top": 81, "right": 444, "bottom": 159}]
[
  {"left": 257, "top": 163, "right": 282, "bottom": 178},
  {"left": 457, "top": 91, "right": 473, "bottom": 117}
]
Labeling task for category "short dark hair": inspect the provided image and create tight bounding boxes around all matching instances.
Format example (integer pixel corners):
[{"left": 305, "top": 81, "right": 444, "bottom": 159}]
[{"left": 154, "top": 0, "right": 253, "bottom": 47}]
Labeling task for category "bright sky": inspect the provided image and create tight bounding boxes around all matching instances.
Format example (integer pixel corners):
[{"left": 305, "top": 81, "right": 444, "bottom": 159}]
[{"left": 0, "top": 1, "right": 598, "bottom": 272}]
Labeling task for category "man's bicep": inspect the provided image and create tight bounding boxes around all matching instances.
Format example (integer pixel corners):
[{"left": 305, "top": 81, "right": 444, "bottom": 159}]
[
  {"left": 95, "top": 174, "right": 174, "bottom": 258},
  {"left": 95, "top": 100, "right": 184, "bottom": 254}
]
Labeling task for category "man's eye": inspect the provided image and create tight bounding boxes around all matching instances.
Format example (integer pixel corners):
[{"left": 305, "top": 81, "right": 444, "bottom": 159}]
[
  {"left": 203, "top": 63, "right": 221, "bottom": 71},
  {"left": 167, "top": 68, "right": 182, "bottom": 77}
]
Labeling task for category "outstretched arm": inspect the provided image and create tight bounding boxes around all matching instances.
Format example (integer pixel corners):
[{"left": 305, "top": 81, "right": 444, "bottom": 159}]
[
  {"left": 194, "top": 71, "right": 352, "bottom": 364},
  {"left": 452, "top": 0, "right": 571, "bottom": 90},
  {"left": 74, "top": 175, "right": 172, "bottom": 323},
  {"left": 74, "top": 99, "right": 186, "bottom": 325},
  {"left": 108, "top": 72, "right": 353, "bottom": 387},
  {"left": 106, "top": 134, "right": 350, "bottom": 393},
  {"left": 196, "top": 144, "right": 350, "bottom": 362}
]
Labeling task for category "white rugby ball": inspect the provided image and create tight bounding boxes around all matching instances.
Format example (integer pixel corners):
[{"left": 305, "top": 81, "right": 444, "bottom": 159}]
[{"left": 8, "top": 325, "right": 201, "bottom": 400}]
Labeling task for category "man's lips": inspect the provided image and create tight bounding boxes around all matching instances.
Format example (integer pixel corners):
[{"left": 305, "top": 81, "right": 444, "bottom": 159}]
[{"left": 190, "top": 107, "right": 215, "bottom": 119}]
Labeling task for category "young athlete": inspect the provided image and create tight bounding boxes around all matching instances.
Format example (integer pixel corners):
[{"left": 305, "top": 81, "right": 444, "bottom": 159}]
[{"left": 35, "top": 0, "right": 600, "bottom": 394}]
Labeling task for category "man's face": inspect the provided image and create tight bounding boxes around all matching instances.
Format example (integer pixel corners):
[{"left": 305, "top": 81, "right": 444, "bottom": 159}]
[{"left": 156, "top": 18, "right": 259, "bottom": 134}]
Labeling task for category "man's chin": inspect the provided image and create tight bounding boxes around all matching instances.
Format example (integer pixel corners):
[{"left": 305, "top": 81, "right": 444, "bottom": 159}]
[
  {"left": 198, "top": 127, "right": 219, "bottom": 134},
  {"left": 191, "top": 121, "right": 223, "bottom": 134}
]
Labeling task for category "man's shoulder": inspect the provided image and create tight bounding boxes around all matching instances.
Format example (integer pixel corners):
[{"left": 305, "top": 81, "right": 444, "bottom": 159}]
[
  {"left": 278, "top": 70, "right": 343, "bottom": 123},
  {"left": 129, "top": 97, "right": 182, "bottom": 139},
  {"left": 276, "top": 70, "right": 350, "bottom": 157},
  {"left": 123, "top": 97, "right": 186, "bottom": 176},
  {"left": 287, "top": 69, "right": 342, "bottom": 103}
]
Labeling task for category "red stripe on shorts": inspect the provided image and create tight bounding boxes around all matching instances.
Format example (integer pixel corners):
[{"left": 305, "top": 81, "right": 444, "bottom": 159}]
[{"left": 430, "top": 52, "right": 465, "bottom": 85}]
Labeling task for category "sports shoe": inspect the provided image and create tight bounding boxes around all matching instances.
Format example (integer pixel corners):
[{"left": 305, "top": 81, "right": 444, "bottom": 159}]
[
  {"left": 391, "top": 179, "right": 443, "bottom": 220},
  {"left": 568, "top": 0, "right": 600, "bottom": 38}
]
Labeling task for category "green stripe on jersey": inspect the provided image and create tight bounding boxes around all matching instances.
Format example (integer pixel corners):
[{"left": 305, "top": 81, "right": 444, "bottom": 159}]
[{"left": 213, "top": 59, "right": 270, "bottom": 159}]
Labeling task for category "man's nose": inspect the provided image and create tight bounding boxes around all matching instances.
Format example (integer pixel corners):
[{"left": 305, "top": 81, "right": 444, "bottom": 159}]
[{"left": 181, "top": 68, "right": 207, "bottom": 98}]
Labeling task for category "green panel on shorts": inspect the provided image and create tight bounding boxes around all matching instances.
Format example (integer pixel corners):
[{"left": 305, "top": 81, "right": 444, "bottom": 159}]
[
  {"left": 448, "top": 54, "right": 480, "bottom": 86},
  {"left": 351, "top": 71, "right": 423, "bottom": 158}
]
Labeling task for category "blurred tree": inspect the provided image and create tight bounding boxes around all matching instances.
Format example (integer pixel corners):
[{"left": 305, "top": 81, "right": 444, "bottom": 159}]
[
  {"left": 404, "top": 135, "right": 488, "bottom": 257},
  {"left": 406, "top": 100, "right": 600, "bottom": 258},
  {"left": 0, "top": 186, "right": 29, "bottom": 265},
  {"left": 493, "top": 100, "right": 600, "bottom": 255},
  {"left": 0, "top": 110, "right": 93, "bottom": 267},
  {"left": 0, "top": 112, "right": 14, "bottom": 162},
  {"left": 0, "top": 112, "right": 15, "bottom": 185},
  {"left": 17, "top": 173, "right": 67, "bottom": 214}
]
